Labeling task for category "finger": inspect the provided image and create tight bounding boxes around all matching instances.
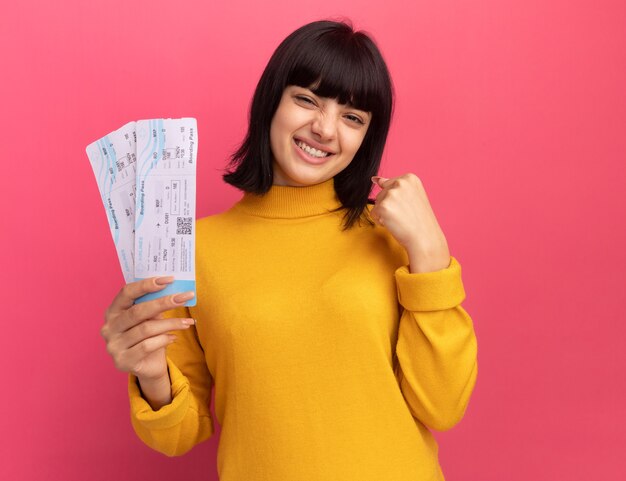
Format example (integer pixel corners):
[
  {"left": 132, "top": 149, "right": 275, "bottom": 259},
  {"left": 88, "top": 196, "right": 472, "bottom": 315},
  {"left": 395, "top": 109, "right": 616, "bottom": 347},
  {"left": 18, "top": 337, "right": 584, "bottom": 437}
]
[
  {"left": 119, "top": 291, "right": 195, "bottom": 332},
  {"left": 120, "top": 334, "right": 178, "bottom": 373},
  {"left": 370, "top": 209, "right": 385, "bottom": 226},
  {"left": 371, "top": 176, "right": 392, "bottom": 189},
  {"left": 373, "top": 186, "right": 391, "bottom": 205},
  {"left": 118, "top": 317, "right": 195, "bottom": 351},
  {"left": 108, "top": 276, "right": 175, "bottom": 315},
  {"left": 369, "top": 204, "right": 384, "bottom": 226}
]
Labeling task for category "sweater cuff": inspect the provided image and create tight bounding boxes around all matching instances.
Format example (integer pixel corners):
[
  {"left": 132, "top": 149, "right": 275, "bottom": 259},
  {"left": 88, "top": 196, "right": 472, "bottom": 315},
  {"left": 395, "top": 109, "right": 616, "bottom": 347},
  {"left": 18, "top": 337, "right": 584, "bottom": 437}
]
[
  {"left": 395, "top": 255, "right": 466, "bottom": 311},
  {"left": 128, "top": 356, "right": 191, "bottom": 430}
]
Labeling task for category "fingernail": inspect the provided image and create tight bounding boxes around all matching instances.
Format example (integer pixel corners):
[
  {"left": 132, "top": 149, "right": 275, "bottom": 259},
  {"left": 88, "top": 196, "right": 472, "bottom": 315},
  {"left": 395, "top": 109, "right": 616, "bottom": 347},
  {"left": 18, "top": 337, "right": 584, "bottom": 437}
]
[
  {"left": 182, "top": 318, "right": 195, "bottom": 326},
  {"left": 168, "top": 334, "right": 177, "bottom": 343},
  {"left": 371, "top": 176, "right": 381, "bottom": 183},
  {"left": 173, "top": 291, "right": 195, "bottom": 304},
  {"left": 155, "top": 276, "right": 175, "bottom": 285}
]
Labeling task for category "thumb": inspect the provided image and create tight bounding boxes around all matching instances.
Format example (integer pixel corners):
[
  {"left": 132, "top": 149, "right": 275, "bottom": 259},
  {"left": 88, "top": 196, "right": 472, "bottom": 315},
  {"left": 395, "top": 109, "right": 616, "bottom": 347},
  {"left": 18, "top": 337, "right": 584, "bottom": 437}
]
[{"left": 371, "top": 176, "right": 389, "bottom": 187}]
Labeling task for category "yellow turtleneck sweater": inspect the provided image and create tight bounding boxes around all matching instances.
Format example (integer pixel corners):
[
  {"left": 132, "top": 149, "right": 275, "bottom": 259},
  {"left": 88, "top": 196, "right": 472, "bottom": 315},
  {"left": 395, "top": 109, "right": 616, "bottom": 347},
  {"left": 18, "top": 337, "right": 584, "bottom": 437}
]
[{"left": 127, "top": 177, "right": 478, "bottom": 481}]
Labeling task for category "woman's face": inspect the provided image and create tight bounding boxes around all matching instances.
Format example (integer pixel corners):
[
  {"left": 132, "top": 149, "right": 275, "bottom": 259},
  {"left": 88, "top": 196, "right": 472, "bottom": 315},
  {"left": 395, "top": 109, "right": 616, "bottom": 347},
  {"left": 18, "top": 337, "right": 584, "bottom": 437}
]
[{"left": 269, "top": 85, "right": 371, "bottom": 187}]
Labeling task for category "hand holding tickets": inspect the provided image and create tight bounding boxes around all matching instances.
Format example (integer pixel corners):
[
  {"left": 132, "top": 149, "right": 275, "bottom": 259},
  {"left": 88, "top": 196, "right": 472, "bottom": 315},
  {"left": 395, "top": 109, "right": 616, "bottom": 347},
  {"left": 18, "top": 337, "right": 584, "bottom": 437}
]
[
  {"left": 100, "top": 277, "right": 195, "bottom": 401},
  {"left": 86, "top": 118, "right": 197, "bottom": 306}
]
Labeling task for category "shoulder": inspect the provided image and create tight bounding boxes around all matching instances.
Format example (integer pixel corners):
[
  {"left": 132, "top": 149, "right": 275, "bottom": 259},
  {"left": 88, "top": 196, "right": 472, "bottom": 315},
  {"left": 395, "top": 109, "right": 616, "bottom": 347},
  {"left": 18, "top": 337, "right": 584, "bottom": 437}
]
[
  {"left": 195, "top": 206, "right": 251, "bottom": 249},
  {"left": 196, "top": 211, "right": 233, "bottom": 240}
]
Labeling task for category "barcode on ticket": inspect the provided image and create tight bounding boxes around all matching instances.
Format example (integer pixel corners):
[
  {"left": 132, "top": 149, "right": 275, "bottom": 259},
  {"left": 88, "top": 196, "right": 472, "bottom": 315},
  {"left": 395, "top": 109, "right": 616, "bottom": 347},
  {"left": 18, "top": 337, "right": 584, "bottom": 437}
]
[{"left": 177, "top": 216, "right": 192, "bottom": 235}]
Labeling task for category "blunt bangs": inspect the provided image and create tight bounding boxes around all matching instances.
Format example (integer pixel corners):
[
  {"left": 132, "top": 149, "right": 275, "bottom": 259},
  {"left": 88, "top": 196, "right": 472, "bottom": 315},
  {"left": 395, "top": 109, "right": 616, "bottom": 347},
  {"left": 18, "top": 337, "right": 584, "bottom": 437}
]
[{"left": 286, "top": 33, "right": 386, "bottom": 116}]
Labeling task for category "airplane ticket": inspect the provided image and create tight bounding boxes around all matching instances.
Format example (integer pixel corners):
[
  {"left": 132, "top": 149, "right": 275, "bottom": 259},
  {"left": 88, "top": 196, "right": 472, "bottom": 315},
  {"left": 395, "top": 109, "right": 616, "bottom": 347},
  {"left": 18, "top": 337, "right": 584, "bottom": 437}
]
[
  {"left": 134, "top": 118, "right": 197, "bottom": 306},
  {"left": 85, "top": 118, "right": 197, "bottom": 306},
  {"left": 85, "top": 122, "right": 137, "bottom": 283}
]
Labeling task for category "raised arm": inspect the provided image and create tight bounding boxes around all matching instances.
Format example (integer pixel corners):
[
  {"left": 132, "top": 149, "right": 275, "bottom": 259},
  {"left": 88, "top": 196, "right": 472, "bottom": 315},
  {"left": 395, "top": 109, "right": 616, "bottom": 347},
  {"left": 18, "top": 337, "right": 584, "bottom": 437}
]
[
  {"left": 128, "top": 304, "right": 215, "bottom": 456},
  {"left": 393, "top": 256, "right": 478, "bottom": 431},
  {"left": 100, "top": 277, "right": 215, "bottom": 457}
]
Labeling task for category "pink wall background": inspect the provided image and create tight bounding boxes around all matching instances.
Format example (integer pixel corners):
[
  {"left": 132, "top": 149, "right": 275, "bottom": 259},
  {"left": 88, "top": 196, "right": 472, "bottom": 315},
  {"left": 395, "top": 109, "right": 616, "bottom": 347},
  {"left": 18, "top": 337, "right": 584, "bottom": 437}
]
[{"left": 1, "top": 0, "right": 624, "bottom": 479}]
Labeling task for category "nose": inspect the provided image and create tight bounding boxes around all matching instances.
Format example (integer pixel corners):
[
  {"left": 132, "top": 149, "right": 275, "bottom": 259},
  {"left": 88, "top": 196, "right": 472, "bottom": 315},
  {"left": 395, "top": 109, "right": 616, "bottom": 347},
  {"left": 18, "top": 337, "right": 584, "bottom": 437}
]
[{"left": 311, "top": 111, "right": 337, "bottom": 141}]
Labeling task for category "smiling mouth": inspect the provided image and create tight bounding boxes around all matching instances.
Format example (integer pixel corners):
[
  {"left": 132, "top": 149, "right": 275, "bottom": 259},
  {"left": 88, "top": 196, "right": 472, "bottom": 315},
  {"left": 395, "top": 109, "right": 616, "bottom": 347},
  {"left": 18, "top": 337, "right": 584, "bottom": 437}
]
[{"left": 294, "top": 139, "right": 333, "bottom": 158}]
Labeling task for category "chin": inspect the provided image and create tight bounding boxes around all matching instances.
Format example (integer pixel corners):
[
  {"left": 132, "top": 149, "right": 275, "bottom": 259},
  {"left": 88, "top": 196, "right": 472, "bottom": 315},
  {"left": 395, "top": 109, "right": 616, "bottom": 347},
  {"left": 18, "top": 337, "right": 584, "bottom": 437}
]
[
  {"left": 286, "top": 175, "right": 323, "bottom": 187},
  {"left": 277, "top": 165, "right": 325, "bottom": 187}
]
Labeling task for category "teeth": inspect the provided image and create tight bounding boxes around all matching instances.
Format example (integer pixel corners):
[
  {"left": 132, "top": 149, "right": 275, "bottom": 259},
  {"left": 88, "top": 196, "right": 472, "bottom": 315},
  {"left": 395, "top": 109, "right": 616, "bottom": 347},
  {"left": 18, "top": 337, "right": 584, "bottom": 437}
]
[{"left": 296, "top": 140, "right": 331, "bottom": 158}]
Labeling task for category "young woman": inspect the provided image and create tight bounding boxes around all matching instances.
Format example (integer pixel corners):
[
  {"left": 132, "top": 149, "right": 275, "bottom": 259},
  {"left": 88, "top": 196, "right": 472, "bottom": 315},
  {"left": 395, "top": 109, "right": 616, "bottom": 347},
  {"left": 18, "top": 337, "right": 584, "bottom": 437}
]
[{"left": 101, "top": 19, "right": 478, "bottom": 481}]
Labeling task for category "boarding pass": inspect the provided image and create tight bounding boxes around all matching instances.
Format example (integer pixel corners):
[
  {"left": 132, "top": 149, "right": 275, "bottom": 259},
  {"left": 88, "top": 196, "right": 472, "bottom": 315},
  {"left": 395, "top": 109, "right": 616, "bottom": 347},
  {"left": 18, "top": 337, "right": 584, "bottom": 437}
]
[{"left": 86, "top": 118, "right": 197, "bottom": 306}]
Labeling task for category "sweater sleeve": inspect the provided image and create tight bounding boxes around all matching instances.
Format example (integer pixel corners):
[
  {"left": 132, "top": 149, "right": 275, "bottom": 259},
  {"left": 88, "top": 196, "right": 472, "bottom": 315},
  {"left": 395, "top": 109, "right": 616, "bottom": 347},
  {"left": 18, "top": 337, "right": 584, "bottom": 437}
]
[
  {"left": 393, "top": 255, "right": 478, "bottom": 432},
  {"left": 127, "top": 305, "right": 215, "bottom": 456}
]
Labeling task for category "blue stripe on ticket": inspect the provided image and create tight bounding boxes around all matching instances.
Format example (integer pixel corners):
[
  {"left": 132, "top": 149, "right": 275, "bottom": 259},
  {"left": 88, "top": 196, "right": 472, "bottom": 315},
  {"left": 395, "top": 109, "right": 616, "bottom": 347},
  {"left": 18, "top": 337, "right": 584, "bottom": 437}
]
[{"left": 134, "top": 279, "right": 197, "bottom": 307}]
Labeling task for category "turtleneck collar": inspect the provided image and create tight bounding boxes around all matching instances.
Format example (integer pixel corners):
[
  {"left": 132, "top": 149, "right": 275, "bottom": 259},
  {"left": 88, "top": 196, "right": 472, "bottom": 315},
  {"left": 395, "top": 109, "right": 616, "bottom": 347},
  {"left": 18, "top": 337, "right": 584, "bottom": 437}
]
[{"left": 232, "top": 177, "right": 344, "bottom": 219}]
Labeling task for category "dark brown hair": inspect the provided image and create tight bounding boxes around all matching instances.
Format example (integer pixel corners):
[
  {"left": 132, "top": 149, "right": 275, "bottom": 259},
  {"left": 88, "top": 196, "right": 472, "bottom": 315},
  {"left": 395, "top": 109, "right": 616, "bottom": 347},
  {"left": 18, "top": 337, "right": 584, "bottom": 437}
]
[{"left": 222, "top": 19, "right": 395, "bottom": 230}]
